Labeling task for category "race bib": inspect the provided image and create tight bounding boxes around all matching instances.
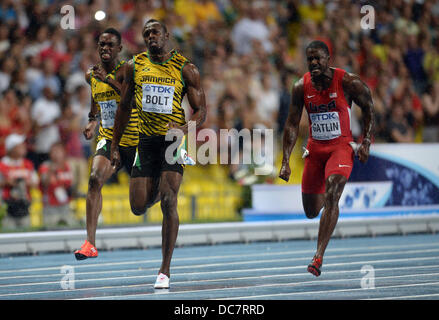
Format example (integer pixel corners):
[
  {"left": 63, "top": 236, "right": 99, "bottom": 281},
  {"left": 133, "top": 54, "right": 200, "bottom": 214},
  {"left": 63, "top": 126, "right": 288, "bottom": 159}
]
[
  {"left": 310, "top": 112, "right": 341, "bottom": 140},
  {"left": 98, "top": 99, "right": 117, "bottom": 128},
  {"left": 142, "top": 84, "right": 174, "bottom": 114}
]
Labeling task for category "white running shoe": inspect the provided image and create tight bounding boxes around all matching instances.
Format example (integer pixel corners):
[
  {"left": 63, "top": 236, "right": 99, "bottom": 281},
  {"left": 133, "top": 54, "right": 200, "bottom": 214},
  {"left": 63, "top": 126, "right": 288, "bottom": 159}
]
[{"left": 154, "top": 273, "right": 170, "bottom": 289}]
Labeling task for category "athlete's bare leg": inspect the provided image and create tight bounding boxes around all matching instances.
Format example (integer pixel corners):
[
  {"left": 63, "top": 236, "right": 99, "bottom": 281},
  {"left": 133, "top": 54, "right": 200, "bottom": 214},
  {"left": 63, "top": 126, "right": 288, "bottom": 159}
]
[
  {"left": 315, "top": 174, "right": 347, "bottom": 258},
  {"left": 157, "top": 171, "right": 182, "bottom": 277},
  {"left": 86, "top": 155, "right": 116, "bottom": 246},
  {"left": 302, "top": 193, "right": 325, "bottom": 219},
  {"left": 129, "top": 176, "right": 161, "bottom": 215},
  {"left": 129, "top": 171, "right": 182, "bottom": 277}
]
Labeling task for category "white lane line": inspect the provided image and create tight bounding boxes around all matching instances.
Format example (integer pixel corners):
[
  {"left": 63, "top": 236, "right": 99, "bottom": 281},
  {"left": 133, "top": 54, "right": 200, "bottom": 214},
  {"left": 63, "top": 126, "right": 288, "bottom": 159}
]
[
  {"left": 367, "top": 293, "right": 439, "bottom": 300},
  {"left": 0, "top": 241, "right": 437, "bottom": 274},
  {"left": 1, "top": 246, "right": 439, "bottom": 280},
  {"left": 78, "top": 276, "right": 439, "bottom": 300},
  {"left": 0, "top": 247, "right": 438, "bottom": 285},
  {"left": 1, "top": 264, "right": 438, "bottom": 290},
  {"left": 216, "top": 281, "right": 439, "bottom": 300},
  {"left": 1, "top": 257, "right": 438, "bottom": 298}
]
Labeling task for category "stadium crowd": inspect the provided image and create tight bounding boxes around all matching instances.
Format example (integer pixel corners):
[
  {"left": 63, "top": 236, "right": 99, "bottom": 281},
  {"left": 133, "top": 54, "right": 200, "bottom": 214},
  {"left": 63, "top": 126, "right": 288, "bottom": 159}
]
[{"left": 0, "top": 0, "right": 438, "bottom": 229}]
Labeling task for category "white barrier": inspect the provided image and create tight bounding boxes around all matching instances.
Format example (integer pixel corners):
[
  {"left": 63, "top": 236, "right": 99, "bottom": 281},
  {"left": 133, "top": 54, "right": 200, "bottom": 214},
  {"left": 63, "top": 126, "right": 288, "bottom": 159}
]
[{"left": 1, "top": 215, "right": 439, "bottom": 255}]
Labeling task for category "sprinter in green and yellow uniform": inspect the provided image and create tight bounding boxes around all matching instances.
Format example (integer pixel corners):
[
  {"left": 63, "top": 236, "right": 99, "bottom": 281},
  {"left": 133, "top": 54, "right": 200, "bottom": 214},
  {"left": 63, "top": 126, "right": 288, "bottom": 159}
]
[
  {"left": 74, "top": 28, "right": 139, "bottom": 261},
  {"left": 110, "top": 20, "right": 207, "bottom": 289}
]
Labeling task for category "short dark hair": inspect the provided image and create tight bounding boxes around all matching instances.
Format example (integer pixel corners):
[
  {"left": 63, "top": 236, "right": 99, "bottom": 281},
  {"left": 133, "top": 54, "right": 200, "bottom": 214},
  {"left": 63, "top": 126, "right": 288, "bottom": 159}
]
[
  {"left": 144, "top": 19, "right": 167, "bottom": 33},
  {"left": 101, "top": 27, "right": 121, "bottom": 44},
  {"left": 306, "top": 40, "right": 330, "bottom": 56}
]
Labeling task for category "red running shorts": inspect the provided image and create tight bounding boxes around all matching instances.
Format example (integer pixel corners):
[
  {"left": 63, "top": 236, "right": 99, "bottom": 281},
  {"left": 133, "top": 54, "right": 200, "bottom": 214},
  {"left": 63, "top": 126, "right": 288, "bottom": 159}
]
[{"left": 301, "top": 138, "right": 354, "bottom": 194}]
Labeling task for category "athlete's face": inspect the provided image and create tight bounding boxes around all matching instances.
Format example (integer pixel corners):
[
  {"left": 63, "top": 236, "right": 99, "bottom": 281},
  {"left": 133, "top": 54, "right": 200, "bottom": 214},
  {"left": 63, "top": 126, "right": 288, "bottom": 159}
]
[
  {"left": 306, "top": 48, "right": 330, "bottom": 80},
  {"left": 143, "top": 22, "right": 168, "bottom": 54},
  {"left": 98, "top": 33, "right": 121, "bottom": 63}
]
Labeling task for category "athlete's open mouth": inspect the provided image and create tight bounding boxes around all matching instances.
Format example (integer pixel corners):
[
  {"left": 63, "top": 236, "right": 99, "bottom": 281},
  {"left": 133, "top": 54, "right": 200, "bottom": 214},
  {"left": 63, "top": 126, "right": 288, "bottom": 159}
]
[
  {"left": 311, "top": 68, "right": 321, "bottom": 75},
  {"left": 101, "top": 52, "right": 111, "bottom": 60}
]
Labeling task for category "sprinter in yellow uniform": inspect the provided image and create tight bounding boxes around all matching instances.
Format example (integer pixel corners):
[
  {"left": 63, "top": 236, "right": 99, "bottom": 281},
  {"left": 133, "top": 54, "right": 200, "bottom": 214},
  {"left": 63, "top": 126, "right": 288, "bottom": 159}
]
[
  {"left": 110, "top": 20, "right": 207, "bottom": 289},
  {"left": 74, "top": 28, "right": 139, "bottom": 260}
]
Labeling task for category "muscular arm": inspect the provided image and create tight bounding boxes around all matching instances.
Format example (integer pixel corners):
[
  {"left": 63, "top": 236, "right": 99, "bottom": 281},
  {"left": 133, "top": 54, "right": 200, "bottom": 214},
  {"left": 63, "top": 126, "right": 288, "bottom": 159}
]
[
  {"left": 178, "top": 63, "right": 207, "bottom": 132},
  {"left": 92, "top": 64, "right": 123, "bottom": 95},
  {"left": 83, "top": 70, "right": 99, "bottom": 139},
  {"left": 105, "top": 65, "right": 124, "bottom": 94},
  {"left": 111, "top": 60, "right": 134, "bottom": 149},
  {"left": 279, "top": 78, "right": 305, "bottom": 182},
  {"left": 343, "top": 72, "right": 374, "bottom": 162}
]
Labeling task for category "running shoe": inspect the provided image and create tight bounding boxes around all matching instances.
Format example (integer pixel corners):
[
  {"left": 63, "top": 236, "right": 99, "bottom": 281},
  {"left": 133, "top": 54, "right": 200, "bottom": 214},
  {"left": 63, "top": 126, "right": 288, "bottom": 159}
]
[
  {"left": 307, "top": 256, "right": 323, "bottom": 277},
  {"left": 154, "top": 273, "right": 170, "bottom": 289},
  {"left": 74, "top": 240, "right": 98, "bottom": 260}
]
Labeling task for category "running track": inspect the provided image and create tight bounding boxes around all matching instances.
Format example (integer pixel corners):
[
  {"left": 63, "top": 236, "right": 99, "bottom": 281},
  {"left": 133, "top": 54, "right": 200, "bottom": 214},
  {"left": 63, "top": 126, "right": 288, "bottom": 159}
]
[{"left": 0, "top": 233, "right": 438, "bottom": 300}]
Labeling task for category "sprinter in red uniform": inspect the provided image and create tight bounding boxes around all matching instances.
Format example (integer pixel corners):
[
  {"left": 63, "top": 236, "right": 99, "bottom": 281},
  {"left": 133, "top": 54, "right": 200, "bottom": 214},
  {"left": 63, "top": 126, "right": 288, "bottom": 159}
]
[{"left": 279, "top": 41, "right": 374, "bottom": 277}]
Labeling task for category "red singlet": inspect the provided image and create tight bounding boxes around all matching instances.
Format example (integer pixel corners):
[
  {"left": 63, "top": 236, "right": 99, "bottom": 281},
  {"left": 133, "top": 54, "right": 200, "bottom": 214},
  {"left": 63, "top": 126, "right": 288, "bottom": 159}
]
[{"left": 302, "top": 68, "right": 354, "bottom": 194}]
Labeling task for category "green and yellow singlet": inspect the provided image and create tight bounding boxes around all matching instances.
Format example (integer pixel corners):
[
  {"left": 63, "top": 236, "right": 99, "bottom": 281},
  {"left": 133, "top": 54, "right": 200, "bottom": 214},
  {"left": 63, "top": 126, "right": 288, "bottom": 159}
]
[
  {"left": 91, "top": 61, "right": 139, "bottom": 147},
  {"left": 133, "top": 50, "right": 188, "bottom": 136}
]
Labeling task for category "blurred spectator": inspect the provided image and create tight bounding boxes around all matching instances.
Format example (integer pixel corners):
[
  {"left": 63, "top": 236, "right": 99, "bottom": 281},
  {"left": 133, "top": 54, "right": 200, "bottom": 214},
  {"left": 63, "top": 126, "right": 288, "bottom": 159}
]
[
  {"left": 423, "top": 37, "right": 439, "bottom": 84},
  {"left": 194, "top": 0, "right": 222, "bottom": 23},
  {"left": 298, "top": 0, "right": 325, "bottom": 25},
  {"left": 58, "top": 102, "right": 88, "bottom": 197},
  {"left": 0, "top": 24, "right": 10, "bottom": 54},
  {"left": 29, "top": 86, "right": 61, "bottom": 169},
  {"left": 70, "top": 84, "right": 93, "bottom": 159},
  {"left": 38, "top": 142, "right": 77, "bottom": 228},
  {"left": 387, "top": 105, "right": 415, "bottom": 143},
  {"left": 29, "top": 58, "right": 61, "bottom": 100},
  {"left": 0, "top": 56, "right": 14, "bottom": 93},
  {"left": 276, "top": 72, "right": 293, "bottom": 135},
  {"left": 231, "top": 1, "right": 273, "bottom": 56},
  {"left": 0, "top": 134, "right": 38, "bottom": 230},
  {"left": 254, "top": 73, "right": 279, "bottom": 131},
  {"left": 403, "top": 34, "right": 428, "bottom": 95},
  {"left": 422, "top": 82, "right": 439, "bottom": 142}
]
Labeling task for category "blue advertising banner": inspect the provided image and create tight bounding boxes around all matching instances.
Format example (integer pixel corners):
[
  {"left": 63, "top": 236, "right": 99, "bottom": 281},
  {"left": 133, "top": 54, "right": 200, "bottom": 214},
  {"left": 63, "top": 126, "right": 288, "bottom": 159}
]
[{"left": 243, "top": 144, "right": 439, "bottom": 222}]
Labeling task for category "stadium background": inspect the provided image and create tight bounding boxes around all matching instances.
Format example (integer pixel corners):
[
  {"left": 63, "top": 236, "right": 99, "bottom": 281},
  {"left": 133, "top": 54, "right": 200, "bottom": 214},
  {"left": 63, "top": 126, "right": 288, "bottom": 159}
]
[{"left": 0, "top": 0, "right": 438, "bottom": 231}]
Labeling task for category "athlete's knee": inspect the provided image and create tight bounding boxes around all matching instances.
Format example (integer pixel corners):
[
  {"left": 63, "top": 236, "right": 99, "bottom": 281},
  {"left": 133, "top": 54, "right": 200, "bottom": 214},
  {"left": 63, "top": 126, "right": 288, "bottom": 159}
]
[
  {"left": 88, "top": 171, "right": 104, "bottom": 192},
  {"left": 325, "top": 175, "right": 347, "bottom": 205},
  {"left": 160, "top": 190, "right": 178, "bottom": 214},
  {"left": 303, "top": 203, "right": 321, "bottom": 219},
  {"left": 305, "top": 209, "right": 320, "bottom": 219},
  {"left": 325, "top": 184, "right": 344, "bottom": 205},
  {"left": 130, "top": 203, "right": 147, "bottom": 216},
  {"left": 302, "top": 194, "right": 324, "bottom": 219}
]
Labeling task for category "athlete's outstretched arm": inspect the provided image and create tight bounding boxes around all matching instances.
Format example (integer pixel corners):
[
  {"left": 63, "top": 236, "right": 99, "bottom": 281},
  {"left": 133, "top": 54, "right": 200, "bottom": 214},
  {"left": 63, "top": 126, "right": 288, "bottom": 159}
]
[
  {"left": 110, "top": 61, "right": 134, "bottom": 169},
  {"left": 169, "top": 63, "right": 207, "bottom": 133},
  {"left": 343, "top": 73, "right": 374, "bottom": 163},
  {"left": 279, "top": 78, "right": 305, "bottom": 182},
  {"left": 83, "top": 69, "right": 99, "bottom": 140}
]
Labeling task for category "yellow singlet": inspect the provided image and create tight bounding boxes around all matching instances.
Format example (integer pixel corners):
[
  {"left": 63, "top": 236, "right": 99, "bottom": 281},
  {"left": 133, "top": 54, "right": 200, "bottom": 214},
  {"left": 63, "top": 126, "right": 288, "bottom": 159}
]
[
  {"left": 90, "top": 61, "right": 139, "bottom": 147},
  {"left": 133, "top": 50, "right": 188, "bottom": 136}
]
